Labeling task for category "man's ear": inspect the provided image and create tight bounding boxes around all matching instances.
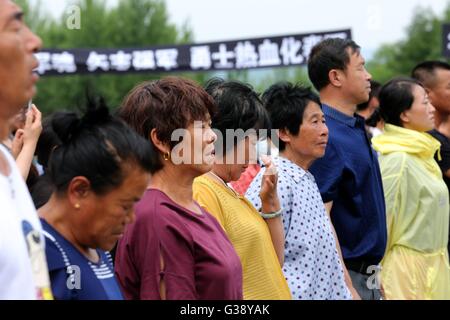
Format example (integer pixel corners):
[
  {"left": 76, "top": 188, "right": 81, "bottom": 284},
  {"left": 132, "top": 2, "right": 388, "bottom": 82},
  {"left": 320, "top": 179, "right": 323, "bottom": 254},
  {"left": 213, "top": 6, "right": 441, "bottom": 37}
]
[{"left": 328, "top": 69, "right": 344, "bottom": 88}]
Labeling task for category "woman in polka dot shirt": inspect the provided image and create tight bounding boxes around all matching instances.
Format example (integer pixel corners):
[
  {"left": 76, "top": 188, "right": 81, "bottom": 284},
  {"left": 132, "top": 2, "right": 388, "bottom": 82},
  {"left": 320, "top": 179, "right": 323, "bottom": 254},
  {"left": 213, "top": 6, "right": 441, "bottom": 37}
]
[{"left": 247, "top": 82, "right": 358, "bottom": 300}]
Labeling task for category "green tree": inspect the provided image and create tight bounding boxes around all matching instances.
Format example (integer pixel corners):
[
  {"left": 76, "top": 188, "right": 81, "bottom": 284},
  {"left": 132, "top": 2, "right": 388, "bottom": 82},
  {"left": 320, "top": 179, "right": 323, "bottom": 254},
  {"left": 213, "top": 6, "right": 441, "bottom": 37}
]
[
  {"left": 255, "top": 66, "right": 313, "bottom": 94},
  {"left": 18, "top": 0, "right": 197, "bottom": 114},
  {"left": 18, "top": 0, "right": 316, "bottom": 111},
  {"left": 368, "top": 4, "right": 450, "bottom": 83}
]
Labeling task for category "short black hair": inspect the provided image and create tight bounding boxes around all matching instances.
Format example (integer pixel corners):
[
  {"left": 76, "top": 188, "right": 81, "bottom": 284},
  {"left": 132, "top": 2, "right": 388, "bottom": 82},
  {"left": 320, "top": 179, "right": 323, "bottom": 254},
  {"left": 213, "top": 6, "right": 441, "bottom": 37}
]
[
  {"left": 48, "top": 97, "right": 158, "bottom": 195},
  {"left": 204, "top": 78, "right": 270, "bottom": 154},
  {"left": 365, "top": 107, "right": 382, "bottom": 127},
  {"left": 357, "top": 80, "right": 382, "bottom": 112},
  {"left": 30, "top": 174, "right": 53, "bottom": 209},
  {"left": 308, "top": 38, "right": 361, "bottom": 91},
  {"left": 378, "top": 77, "right": 424, "bottom": 127},
  {"left": 262, "top": 82, "right": 321, "bottom": 151},
  {"left": 36, "top": 112, "right": 66, "bottom": 171},
  {"left": 411, "top": 60, "right": 450, "bottom": 88}
]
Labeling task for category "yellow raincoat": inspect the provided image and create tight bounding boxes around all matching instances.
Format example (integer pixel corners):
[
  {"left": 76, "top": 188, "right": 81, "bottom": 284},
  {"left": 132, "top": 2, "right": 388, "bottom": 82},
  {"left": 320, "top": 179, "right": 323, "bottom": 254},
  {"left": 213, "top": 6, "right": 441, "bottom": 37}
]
[{"left": 372, "top": 124, "right": 450, "bottom": 300}]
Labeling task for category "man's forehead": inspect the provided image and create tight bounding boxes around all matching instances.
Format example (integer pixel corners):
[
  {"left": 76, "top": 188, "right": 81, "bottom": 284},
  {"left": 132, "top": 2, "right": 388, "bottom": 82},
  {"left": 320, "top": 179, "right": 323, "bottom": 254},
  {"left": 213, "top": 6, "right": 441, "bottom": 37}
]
[
  {"left": 349, "top": 49, "right": 364, "bottom": 63},
  {"left": 435, "top": 68, "right": 450, "bottom": 80}
]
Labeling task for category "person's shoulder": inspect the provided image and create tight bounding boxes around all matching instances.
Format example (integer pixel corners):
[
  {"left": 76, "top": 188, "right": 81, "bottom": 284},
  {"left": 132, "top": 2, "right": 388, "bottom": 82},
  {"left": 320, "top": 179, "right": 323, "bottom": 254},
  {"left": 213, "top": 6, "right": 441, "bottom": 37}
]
[
  {"left": 41, "top": 224, "right": 70, "bottom": 271},
  {"left": 382, "top": 150, "right": 410, "bottom": 163},
  {"left": 138, "top": 189, "right": 196, "bottom": 236},
  {"left": 276, "top": 159, "right": 298, "bottom": 182},
  {"left": 0, "top": 144, "right": 13, "bottom": 177},
  {"left": 380, "top": 151, "right": 415, "bottom": 175},
  {"left": 428, "top": 129, "right": 445, "bottom": 139},
  {"left": 134, "top": 189, "right": 177, "bottom": 222},
  {"left": 193, "top": 175, "right": 220, "bottom": 196},
  {"left": 429, "top": 129, "right": 450, "bottom": 146}
]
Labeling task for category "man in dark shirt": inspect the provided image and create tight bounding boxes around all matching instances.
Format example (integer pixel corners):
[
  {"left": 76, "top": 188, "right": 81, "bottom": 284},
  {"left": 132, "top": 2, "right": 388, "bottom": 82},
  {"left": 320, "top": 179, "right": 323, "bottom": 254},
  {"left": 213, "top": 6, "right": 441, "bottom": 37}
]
[
  {"left": 412, "top": 60, "right": 450, "bottom": 260},
  {"left": 307, "top": 38, "right": 387, "bottom": 300}
]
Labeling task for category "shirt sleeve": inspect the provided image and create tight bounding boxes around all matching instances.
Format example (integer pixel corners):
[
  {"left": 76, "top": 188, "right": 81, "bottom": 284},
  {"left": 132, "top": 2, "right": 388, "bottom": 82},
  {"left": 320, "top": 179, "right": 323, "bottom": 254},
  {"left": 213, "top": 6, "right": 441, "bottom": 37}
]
[
  {"left": 193, "top": 180, "right": 227, "bottom": 228},
  {"left": 309, "top": 140, "right": 345, "bottom": 203},
  {"left": 274, "top": 171, "right": 294, "bottom": 238},
  {"left": 156, "top": 214, "right": 198, "bottom": 300}
]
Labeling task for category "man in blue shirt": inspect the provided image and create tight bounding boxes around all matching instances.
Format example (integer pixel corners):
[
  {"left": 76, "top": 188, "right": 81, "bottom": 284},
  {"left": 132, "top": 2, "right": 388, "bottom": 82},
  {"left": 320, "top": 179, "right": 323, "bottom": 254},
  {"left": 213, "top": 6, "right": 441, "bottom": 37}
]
[{"left": 307, "top": 38, "right": 387, "bottom": 300}]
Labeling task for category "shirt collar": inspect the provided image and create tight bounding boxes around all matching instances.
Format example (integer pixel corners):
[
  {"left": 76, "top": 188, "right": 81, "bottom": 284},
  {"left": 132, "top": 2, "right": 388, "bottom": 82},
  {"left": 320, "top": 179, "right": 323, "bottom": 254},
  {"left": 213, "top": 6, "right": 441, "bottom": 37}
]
[
  {"left": 277, "top": 156, "right": 308, "bottom": 184},
  {"left": 322, "top": 103, "right": 365, "bottom": 128}
]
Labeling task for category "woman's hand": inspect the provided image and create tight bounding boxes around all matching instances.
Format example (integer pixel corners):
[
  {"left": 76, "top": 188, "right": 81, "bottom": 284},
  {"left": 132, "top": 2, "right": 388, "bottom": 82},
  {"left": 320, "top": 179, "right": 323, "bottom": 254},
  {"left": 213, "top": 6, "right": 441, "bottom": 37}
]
[
  {"left": 259, "top": 155, "right": 280, "bottom": 213},
  {"left": 11, "top": 129, "right": 24, "bottom": 159},
  {"left": 14, "top": 105, "right": 42, "bottom": 180},
  {"left": 22, "top": 105, "right": 42, "bottom": 147}
]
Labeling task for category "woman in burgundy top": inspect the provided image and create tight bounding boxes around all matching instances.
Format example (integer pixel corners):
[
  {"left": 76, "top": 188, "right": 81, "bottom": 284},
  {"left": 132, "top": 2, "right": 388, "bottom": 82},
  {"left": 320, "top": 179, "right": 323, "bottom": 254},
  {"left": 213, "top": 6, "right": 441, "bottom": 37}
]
[{"left": 115, "top": 77, "right": 243, "bottom": 300}]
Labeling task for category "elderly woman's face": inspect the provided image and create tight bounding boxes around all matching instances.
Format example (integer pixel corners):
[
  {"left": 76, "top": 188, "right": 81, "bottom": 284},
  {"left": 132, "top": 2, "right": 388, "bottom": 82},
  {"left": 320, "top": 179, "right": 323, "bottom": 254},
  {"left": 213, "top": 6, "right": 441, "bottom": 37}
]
[
  {"left": 283, "top": 101, "right": 329, "bottom": 167},
  {"left": 171, "top": 116, "right": 217, "bottom": 174},
  {"left": 77, "top": 166, "right": 150, "bottom": 251}
]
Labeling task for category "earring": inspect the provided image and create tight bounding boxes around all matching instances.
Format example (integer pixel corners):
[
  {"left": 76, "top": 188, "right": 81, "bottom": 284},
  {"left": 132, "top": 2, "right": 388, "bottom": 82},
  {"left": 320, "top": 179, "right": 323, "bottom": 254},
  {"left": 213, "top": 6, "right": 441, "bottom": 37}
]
[
  {"left": 74, "top": 203, "right": 80, "bottom": 209},
  {"left": 163, "top": 152, "right": 170, "bottom": 161}
]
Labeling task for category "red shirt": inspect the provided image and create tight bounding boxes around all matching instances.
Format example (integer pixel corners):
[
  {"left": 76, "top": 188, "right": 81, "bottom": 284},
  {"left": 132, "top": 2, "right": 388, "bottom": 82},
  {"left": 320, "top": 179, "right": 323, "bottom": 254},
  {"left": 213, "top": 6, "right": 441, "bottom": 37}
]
[
  {"left": 114, "top": 189, "right": 243, "bottom": 300},
  {"left": 230, "top": 164, "right": 261, "bottom": 195}
]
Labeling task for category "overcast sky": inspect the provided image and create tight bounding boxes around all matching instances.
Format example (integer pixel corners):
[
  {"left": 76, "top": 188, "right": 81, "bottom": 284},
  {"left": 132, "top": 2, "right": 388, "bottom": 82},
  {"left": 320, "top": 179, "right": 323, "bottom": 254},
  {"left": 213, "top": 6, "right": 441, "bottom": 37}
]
[{"left": 34, "top": 0, "right": 450, "bottom": 59}]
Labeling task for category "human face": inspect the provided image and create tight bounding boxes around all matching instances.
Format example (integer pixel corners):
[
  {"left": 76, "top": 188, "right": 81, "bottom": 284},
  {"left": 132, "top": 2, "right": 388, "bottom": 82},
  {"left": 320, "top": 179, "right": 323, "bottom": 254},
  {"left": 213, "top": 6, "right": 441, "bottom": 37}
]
[
  {"left": 76, "top": 166, "right": 151, "bottom": 251},
  {"left": 341, "top": 49, "right": 372, "bottom": 105},
  {"left": 367, "top": 96, "right": 380, "bottom": 119},
  {"left": 358, "top": 95, "right": 380, "bottom": 120},
  {"left": 283, "top": 101, "right": 329, "bottom": 169},
  {"left": 427, "top": 68, "right": 450, "bottom": 114},
  {"left": 401, "top": 84, "right": 435, "bottom": 132},
  {"left": 171, "top": 116, "right": 217, "bottom": 175},
  {"left": 0, "top": 0, "right": 42, "bottom": 119},
  {"left": 222, "top": 135, "right": 257, "bottom": 182}
]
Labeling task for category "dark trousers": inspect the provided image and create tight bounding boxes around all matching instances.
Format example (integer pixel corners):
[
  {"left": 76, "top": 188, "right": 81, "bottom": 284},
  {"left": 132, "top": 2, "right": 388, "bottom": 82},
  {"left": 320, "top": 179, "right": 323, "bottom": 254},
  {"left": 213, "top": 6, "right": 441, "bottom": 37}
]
[{"left": 348, "top": 269, "right": 382, "bottom": 300}]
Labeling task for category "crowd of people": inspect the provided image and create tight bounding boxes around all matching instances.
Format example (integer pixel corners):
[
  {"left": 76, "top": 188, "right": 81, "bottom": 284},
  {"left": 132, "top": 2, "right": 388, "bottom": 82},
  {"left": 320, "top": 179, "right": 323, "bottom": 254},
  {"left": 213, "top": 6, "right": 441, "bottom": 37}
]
[{"left": 1, "top": 0, "right": 450, "bottom": 300}]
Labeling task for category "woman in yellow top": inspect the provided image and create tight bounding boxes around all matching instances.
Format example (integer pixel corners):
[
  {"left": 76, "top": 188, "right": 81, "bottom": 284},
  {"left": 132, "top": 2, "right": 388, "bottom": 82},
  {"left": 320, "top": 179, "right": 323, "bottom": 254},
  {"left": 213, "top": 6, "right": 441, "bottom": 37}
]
[
  {"left": 372, "top": 77, "right": 450, "bottom": 299},
  {"left": 193, "top": 79, "right": 291, "bottom": 300}
]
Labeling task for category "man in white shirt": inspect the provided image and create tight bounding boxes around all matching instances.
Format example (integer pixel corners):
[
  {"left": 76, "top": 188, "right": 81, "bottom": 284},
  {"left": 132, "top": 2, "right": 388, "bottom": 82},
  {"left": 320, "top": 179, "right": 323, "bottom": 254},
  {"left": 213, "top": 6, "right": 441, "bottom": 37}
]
[{"left": 0, "top": 0, "right": 52, "bottom": 299}]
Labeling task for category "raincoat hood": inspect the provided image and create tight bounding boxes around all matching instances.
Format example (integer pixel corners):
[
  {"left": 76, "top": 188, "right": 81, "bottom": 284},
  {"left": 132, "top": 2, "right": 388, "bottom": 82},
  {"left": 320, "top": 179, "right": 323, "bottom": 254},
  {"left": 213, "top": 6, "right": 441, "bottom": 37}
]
[
  {"left": 373, "top": 124, "right": 440, "bottom": 157},
  {"left": 372, "top": 124, "right": 442, "bottom": 177}
]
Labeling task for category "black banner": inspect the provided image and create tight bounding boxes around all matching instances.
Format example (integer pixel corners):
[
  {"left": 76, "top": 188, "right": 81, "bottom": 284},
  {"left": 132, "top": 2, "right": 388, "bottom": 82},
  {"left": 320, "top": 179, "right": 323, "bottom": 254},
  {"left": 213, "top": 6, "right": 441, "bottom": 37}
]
[
  {"left": 443, "top": 24, "right": 450, "bottom": 57},
  {"left": 35, "top": 29, "right": 351, "bottom": 76}
]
